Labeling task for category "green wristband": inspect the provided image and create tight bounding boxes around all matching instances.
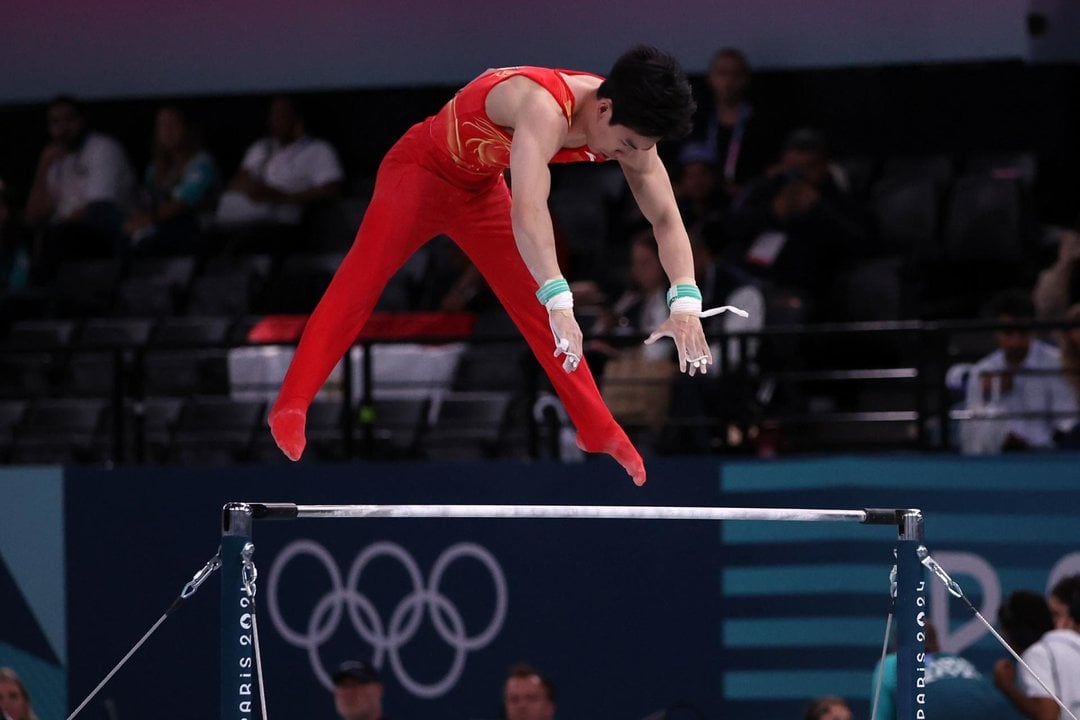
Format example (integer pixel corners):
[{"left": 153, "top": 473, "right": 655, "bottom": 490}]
[
  {"left": 666, "top": 283, "right": 702, "bottom": 307},
  {"left": 536, "top": 278, "right": 571, "bottom": 305}
]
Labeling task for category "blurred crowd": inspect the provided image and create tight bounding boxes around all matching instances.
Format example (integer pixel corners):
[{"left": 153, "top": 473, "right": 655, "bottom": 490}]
[{"left": 0, "top": 47, "right": 1078, "bottom": 460}]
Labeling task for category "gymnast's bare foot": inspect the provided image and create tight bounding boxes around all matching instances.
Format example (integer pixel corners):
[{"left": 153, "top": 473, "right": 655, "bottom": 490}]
[
  {"left": 269, "top": 406, "right": 307, "bottom": 461},
  {"left": 577, "top": 428, "right": 647, "bottom": 486},
  {"left": 610, "top": 438, "right": 647, "bottom": 486}
]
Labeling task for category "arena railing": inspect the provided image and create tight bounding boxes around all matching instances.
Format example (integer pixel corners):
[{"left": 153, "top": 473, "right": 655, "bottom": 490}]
[{"left": 2, "top": 317, "right": 1077, "bottom": 463}]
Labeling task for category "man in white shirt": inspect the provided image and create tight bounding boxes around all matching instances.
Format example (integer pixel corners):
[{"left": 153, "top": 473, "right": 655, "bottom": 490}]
[
  {"left": 961, "top": 290, "right": 1079, "bottom": 454},
  {"left": 24, "top": 96, "right": 135, "bottom": 275},
  {"left": 215, "top": 95, "right": 344, "bottom": 228}
]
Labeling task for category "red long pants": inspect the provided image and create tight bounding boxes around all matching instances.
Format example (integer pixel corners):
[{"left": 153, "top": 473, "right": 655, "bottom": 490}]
[{"left": 270, "top": 120, "right": 644, "bottom": 480}]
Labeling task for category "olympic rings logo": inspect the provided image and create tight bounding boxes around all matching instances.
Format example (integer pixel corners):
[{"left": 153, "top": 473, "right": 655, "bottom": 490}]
[{"left": 266, "top": 539, "right": 508, "bottom": 698}]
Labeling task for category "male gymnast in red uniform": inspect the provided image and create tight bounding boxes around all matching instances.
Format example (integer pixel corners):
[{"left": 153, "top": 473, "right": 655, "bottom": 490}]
[{"left": 269, "top": 46, "right": 720, "bottom": 485}]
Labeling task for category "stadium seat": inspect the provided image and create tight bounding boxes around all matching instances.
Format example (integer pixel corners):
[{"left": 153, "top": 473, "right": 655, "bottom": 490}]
[
  {"left": 880, "top": 153, "right": 954, "bottom": 192},
  {"left": 49, "top": 258, "right": 125, "bottom": 317},
  {"left": 141, "top": 348, "right": 229, "bottom": 396},
  {"left": 166, "top": 397, "right": 266, "bottom": 464},
  {"left": 943, "top": 175, "right": 1025, "bottom": 263},
  {"left": 422, "top": 391, "right": 512, "bottom": 460},
  {"left": 150, "top": 316, "right": 232, "bottom": 347},
  {"left": 77, "top": 317, "right": 154, "bottom": 349},
  {"left": 259, "top": 252, "right": 344, "bottom": 314},
  {"left": 870, "top": 177, "right": 940, "bottom": 261},
  {"left": 0, "top": 399, "right": 28, "bottom": 462},
  {"left": 10, "top": 398, "right": 109, "bottom": 464}
]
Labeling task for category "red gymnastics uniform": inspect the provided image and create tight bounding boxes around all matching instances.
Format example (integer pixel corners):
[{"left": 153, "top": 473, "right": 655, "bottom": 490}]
[{"left": 270, "top": 66, "right": 645, "bottom": 481}]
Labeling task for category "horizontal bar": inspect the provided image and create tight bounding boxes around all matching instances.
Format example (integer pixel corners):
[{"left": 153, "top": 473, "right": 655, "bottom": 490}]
[
  {"left": 242, "top": 503, "right": 910, "bottom": 525},
  {"left": 771, "top": 368, "right": 918, "bottom": 382},
  {"left": 950, "top": 408, "right": 1079, "bottom": 420},
  {"left": 777, "top": 410, "right": 919, "bottom": 423}
]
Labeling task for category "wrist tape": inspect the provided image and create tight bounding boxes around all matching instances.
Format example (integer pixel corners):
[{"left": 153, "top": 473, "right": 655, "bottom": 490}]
[
  {"left": 667, "top": 283, "right": 750, "bottom": 318},
  {"left": 667, "top": 283, "right": 703, "bottom": 314},
  {"left": 536, "top": 278, "right": 573, "bottom": 312}
]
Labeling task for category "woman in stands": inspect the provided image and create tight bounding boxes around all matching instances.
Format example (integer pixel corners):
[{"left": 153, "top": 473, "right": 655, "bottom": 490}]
[{"left": 124, "top": 105, "right": 218, "bottom": 256}]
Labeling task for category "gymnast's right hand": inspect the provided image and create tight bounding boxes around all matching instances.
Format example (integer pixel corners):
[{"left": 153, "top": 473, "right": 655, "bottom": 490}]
[
  {"left": 269, "top": 403, "right": 307, "bottom": 461},
  {"left": 548, "top": 308, "right": 583, "bottom": 373}
]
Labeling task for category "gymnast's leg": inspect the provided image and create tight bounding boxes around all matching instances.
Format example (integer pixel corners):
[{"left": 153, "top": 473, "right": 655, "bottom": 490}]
[
  {"left": 268, "top": 149, "right": 444, "bottom": 460},
  {"left": 447, "top": 180, "right": 646, "bottom": 485}
]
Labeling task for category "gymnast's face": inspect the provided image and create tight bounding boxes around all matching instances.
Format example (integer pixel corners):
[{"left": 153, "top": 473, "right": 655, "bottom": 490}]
[{"left": 588, "top": 99, "right": 658, "bottom": 160}]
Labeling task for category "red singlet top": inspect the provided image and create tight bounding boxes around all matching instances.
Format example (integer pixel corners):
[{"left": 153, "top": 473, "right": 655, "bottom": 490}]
[{"left": 428, "top": 66, "right": 609, "bottom": 180}]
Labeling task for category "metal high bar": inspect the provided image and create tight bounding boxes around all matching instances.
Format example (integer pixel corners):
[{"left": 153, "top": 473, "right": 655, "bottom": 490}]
[{"left": 235, "top": 502, "right": 911, "bottom": 525}]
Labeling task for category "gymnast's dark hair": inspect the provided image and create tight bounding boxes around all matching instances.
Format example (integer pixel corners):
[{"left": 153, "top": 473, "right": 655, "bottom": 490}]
[{"left": 597, "top": 45, "right": 696, "bottom": 140}]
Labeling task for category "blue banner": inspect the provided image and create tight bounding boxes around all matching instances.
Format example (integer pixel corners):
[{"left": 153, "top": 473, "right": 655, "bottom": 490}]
[
  {"left": 718, "top": 454, "right": 1080, "bottom": 719},
  {"left": 2, "top": 453, "right": 1077, "bottom": 720},
  {"left": 60, "top": 460, "right": 721, "bottom": 720},
  {"left": 0, "top": 467, "right": 66, "bottom": 720}
]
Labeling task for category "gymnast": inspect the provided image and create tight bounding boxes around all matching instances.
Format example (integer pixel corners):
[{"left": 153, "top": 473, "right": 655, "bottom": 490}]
[{"left": 269, "top": 46, "right": 731, "bottom": 485}]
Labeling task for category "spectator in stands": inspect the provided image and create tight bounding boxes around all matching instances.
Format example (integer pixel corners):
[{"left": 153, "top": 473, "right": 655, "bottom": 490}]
[
  {"left": 0, "top": 175, "right": 14, "bottom": 289},
  {"left": 960, "top": 290, "right": 1079, "bottom": 454},
  {"left": 375, "top": 235, "right": 496, "bottom": 313},
  {"left": 590, "top": 230, "right": 672, "bottom": 362},
  {"left": 1033, "top": 229, "right": 1080, "bottom": 323},
  {"left": 214, "top": 95, "right": 343, "bottom": 247},
  {"left": 0, "top": 668, "right": 38, "bottom": 720},
  {"left": 427, "top": 250, "right": 493, "bottom": 312},
  {"left": 804, "top": 695, "right": 853, "bottom": 720},
  {"left": 657, "top": 228, "right": 758, "bottom": 454},
  {"left": 871, "top": 622, "right": 1015, "bottom": 720},
  {"left": 0, "top": 173, "right": 34, "bottom": 291},
  {"left": 23, "top": 95, "right": 135, "bottom": 279},
  {"left": 684, "top": 48, "right": 781, "bottom": 207},
  {"left": 994, "top": 575, "right": 1080, "bottom": 720},
  {"left": 720, "top": 127, "right": 866, "bottom": 325},
  {"left": 1060, "top": 304, "right": 1080, "bottom": 393},
  {"left": 125, "top": 105, "right": 219, "bottom": 256},
  {"left": 332, "top": 659, "right": 384, "bottom": 720},
  {"left": 998, "top": 589, "right": 1055, "bottom": 657},
  {"left": 0, "top": 176, "right": 8, "bottom": 242},
  {"left": 503, "top": 662, "right": 555, "bottom": 720},
  {"left": 673, "top": 142, "right": 723, "bottom": 234},
  {"left": 587, "top": 231, "right": 679, "bottom": 436},
  {"left": 1058, "top": 304, "right": 1080, "bottom": 448}
]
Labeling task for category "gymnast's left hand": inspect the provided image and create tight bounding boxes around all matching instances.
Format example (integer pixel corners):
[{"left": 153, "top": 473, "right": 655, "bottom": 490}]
[
  {"left": 644, "top": 313, "right": 713, "bottom": 376},
  {"left": 548, "top": 308, "right": 584, "bottom": 373}
]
